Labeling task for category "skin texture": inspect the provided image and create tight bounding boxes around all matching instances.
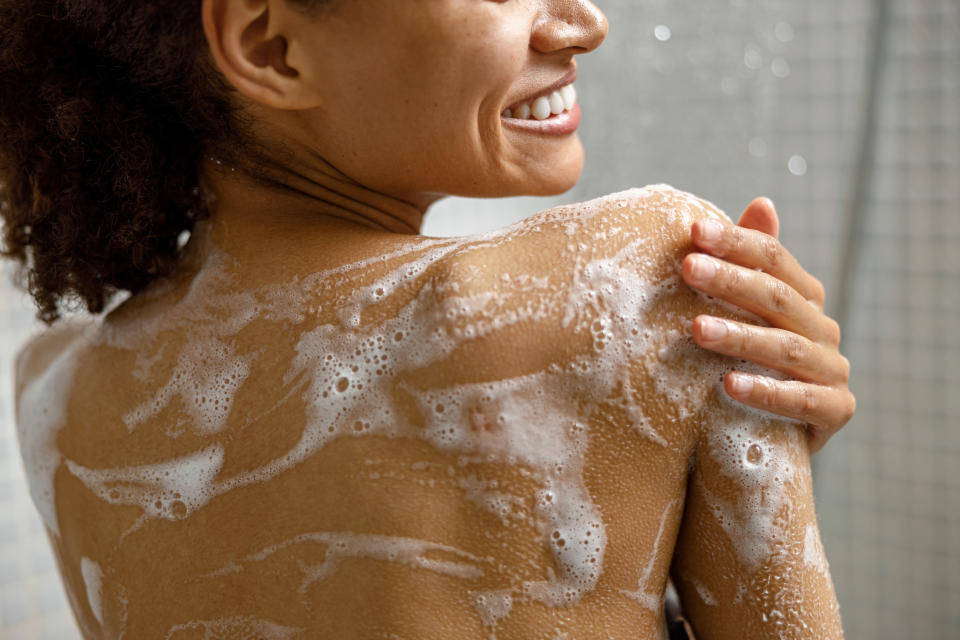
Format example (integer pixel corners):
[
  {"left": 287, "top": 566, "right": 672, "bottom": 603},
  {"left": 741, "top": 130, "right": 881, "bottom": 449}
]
[
  {"left": 198, "top": 0, "right": 854, "bottom": 448},
  {"left": 15, "top": 188, "right": 843, "bottom": 638},
  {"left": 11, "top": 0, "right": 850, "bottom": 637}
]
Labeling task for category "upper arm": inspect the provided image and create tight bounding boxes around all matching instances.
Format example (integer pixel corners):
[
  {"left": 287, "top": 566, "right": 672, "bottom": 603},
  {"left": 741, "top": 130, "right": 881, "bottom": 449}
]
[
  {"left": 670, "top": 393, "right": 843, "bottom": 638},
  {"left": 441, "top": 186, "right": 842, "bottom": 635},
  {"left": 556, "top": 187, "right": 844, "bottom": 636}
]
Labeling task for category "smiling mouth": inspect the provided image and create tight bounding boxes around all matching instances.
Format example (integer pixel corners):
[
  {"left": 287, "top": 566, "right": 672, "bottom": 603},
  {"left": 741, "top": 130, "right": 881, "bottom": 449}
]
[{"left": 501, "top": 82, "right": 577, "bottom": 121}]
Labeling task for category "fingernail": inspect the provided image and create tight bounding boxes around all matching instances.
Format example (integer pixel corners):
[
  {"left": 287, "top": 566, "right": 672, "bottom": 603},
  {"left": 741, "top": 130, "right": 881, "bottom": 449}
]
[
  {"left": 730, "top": 373, "right": 754, "bottom": 396},
  {"left": 700, "top": 317, "right": 728, "bottom": 341},
  {"left": 689, "top": 254, "right": 717, "bottom": 282},
  {"left": 699, "top": 220, "right": 723, "bottom": 244}
]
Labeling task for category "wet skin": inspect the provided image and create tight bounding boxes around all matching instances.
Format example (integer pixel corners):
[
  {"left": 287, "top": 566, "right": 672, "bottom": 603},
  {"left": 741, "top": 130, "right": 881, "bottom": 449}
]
[
  {"left": 13, "top": 0, "right": 850, "bottom": 637},
  {"left": 16, "top": 188, "right": 843, "bottom": 639}
]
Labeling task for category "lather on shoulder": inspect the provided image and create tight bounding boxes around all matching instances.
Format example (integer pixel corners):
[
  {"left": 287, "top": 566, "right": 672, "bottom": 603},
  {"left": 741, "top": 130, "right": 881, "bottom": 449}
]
[{"left": 1, "top": 0, "right": 852, "bottom": 637}]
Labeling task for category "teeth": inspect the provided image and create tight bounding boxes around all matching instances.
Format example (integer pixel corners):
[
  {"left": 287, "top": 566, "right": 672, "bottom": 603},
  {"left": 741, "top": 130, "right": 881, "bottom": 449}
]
[
  {"left": 502, "top": 82, "right": 577, "bottom": 120},
  {"left": 549, "top": 91, "right": 565, "bottom": 115},
  {"left": 561, "top": 84, "right": 576, "bottom": 111},
  {"left": 531, "top": 96, "right": 552, "bottom": 120}
]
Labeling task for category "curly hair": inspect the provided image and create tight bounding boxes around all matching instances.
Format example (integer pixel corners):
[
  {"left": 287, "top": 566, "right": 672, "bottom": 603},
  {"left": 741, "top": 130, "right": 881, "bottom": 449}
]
[{"left": 0, "top": 0, "right": 328, "bottom": 323}]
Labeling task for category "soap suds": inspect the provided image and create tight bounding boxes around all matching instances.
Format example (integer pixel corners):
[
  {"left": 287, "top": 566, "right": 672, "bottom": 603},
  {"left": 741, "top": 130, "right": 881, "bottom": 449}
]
[
  {"left": 692, "top": 577, "right": 717, "bottom": 606},
  {"left": 163, "top": 616, "right": 305, "bottom": 640},
  {"left": 15, "top": 322, "right": 91, "bottom": 536},
  {"left": 122, "top": 338, "right": 253, "bottom": 435},
  {"left": 619, "top": 500, "right": 679, "bottom": 610},
  {"left": 65, "top": 444, "right": 225, "bottom": 523},
  {"left": 17, "top": 185, "right": 810, "bottom": 634},
  {"left": 472, "top": 588, "right": 515, "bottom": 629},
  {"left": 80, "top": 557, "right": 104, "bottom": 625},
  {"left": 197, "top": 531, "right": 486, "bottom": 596},
  {"left": 802, "top": 524, "right": 831, "bottom": 579},
  {"left": 703, "top": 412, "right": 808, "bottom": 574}
]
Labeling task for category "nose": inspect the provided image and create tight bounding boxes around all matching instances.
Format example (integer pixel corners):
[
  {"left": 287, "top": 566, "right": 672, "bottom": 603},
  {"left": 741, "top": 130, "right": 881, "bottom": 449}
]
[{"left": 530, "top": 0, "right": 609, "bottom": 55}]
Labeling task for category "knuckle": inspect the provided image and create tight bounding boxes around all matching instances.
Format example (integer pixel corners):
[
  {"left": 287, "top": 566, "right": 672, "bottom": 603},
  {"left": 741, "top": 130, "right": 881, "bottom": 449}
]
[
  {"left": 735, "top": 324, "right": 752, "bottom": 353},
  {"left": 730, "top": 226, "right": 746, "bottom": 253},
  {"left": 798, "top": 385, "right": 820, "bottom": 415},
  {"left": 812, "top": 277, "right": 827, "bottom": 306},
  {"left": 768, "top": 279, "right": 792, "bottom": 313},
  {"left": 722, "top": 264, "right": 743, "bottom": 296},
  {"left": 826, "top": 318, "right": 842, "bottom": 346},
  {"left": 843, "top": 394, "right": 857, "bottom": 424},
  {"left": 761, "top": 236, "right": 782, "bottom": 270},
  {"left": 781, "top": 335, "right": 806, "bottom": 365},
  {"left": 727, "top": 322, "right": 753, "bottom": 353},
  {"left": 763, "top": 380, "right": 783, "bottom": 408},
  {"left": 840, "top": 355, "right": 852, "bottom": 383}
]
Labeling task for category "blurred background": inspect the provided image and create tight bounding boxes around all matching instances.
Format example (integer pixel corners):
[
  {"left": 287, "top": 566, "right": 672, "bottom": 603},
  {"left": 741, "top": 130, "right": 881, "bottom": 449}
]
[{"left": 1, "top": 0, "right": 957, "bottom": 637}]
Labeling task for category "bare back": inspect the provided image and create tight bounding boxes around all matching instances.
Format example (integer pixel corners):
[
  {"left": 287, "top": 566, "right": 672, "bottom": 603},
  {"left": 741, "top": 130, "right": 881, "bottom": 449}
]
[{"left": 14, "top": 185, "right": 842, "bottom": 639}]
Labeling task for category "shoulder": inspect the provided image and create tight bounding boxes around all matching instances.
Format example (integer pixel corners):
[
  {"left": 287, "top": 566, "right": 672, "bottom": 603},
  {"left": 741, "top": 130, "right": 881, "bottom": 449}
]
[
  {"left": 14, "top": 319, "right": 92, "bottom": 403},
  {"left": 439, "top": 184, "right": 733, "bottom": 317},
  {"left": 434, "top": 185, "right": 740, "bottom": 435}
]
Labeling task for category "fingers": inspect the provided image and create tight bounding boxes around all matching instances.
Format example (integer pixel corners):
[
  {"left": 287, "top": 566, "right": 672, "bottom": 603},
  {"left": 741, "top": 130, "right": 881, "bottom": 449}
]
[
  {"left": 691, "top": 219, "right": 826, "bottom": 309},
  {"left": 682, "top": 253, "right": 840, "bottom": 347},
  {"left": 723, "top": 373, "right": 857, "bottom": 454},
  {"left": 737, "top": 197, "right": 780, "bottom": 238},
  {"left": 692, "top": 316, "right": 849, "bottom": 385}
]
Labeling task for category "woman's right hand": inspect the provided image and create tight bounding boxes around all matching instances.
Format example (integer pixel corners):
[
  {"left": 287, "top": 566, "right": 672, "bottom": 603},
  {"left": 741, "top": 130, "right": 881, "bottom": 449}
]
[{"left": 681, "top": 198, "right": 856, "bottom": 453}]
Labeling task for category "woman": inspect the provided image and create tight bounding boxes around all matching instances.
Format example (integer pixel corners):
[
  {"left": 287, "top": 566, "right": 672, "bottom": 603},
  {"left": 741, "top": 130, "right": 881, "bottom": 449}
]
[{"left": 1, "top": 0, "right": 854, "bottom": 638}]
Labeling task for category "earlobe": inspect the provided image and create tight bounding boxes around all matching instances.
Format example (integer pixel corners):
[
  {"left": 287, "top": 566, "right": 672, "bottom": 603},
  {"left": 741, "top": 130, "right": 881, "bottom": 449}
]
[{"left": 202, "top": 0, "right": 319, "bottom": 110}]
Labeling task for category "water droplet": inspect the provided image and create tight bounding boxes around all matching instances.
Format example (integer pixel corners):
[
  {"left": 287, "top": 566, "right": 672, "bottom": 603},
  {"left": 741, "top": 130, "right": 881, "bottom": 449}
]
[
  {"left": 788, "top": 154, "right": 808, "bottom": 176},
  {"left": 654, "top": 24, "right": 672, "bottom": 41},
  {"left": 771, "top": 58, "right": 790, "bottom": 78},
  {"left": 775, "top": 22, "right": 795, "bottom": 43},
  {"left": 747, "top": 444, "right": 763, "bottom": 464}
]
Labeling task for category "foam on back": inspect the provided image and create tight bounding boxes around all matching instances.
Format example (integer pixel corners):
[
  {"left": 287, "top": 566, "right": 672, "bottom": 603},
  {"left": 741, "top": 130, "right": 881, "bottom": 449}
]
[{"left": 16, "top": 185, "right": 807, "bottom": 635}]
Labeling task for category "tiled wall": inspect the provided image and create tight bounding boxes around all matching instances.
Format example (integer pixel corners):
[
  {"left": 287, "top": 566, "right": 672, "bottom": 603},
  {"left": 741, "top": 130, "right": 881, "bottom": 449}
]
[{"left": 1, "top": 0, "right": 957, "bottom": 637}]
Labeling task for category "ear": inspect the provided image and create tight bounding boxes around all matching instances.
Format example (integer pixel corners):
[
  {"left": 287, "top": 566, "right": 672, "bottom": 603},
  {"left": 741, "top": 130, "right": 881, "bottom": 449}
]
[{"left": 202, "top": 0, "right": 322, "bottom": 110}]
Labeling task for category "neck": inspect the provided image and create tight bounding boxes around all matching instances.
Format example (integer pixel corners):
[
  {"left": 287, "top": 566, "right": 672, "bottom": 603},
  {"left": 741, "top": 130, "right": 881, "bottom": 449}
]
[{"left": 198, "top": 153, "right": 442, "bottom": 240}]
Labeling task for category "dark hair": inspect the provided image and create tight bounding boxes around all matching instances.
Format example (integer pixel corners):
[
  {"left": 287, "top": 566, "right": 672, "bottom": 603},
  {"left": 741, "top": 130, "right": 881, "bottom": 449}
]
[{"left": 0, "top": 0, "right": 326, "bottom": 323}]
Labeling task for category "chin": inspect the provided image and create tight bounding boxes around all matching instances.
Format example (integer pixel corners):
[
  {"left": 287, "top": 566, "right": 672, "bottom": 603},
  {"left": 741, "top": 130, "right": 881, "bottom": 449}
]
[
  {"left": 524, "top": 150, "right": 584, "bottom": 196},
  {"left": 532, "top": 169, "right": 581, "bottom": 195},
  {"left": 440, "top": 142, "right": 584, "bottom": 198}
]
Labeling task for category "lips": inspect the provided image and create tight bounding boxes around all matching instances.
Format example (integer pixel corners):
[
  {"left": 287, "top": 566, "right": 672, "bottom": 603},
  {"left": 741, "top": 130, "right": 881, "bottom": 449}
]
[{"left": 500, "top": 102, "right": 582, "bottom": 136}]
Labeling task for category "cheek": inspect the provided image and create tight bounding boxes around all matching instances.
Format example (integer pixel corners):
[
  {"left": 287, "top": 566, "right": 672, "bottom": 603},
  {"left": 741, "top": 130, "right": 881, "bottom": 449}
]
[{"left": 400, "top": 13, "right": 526, "bottom": 119}]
